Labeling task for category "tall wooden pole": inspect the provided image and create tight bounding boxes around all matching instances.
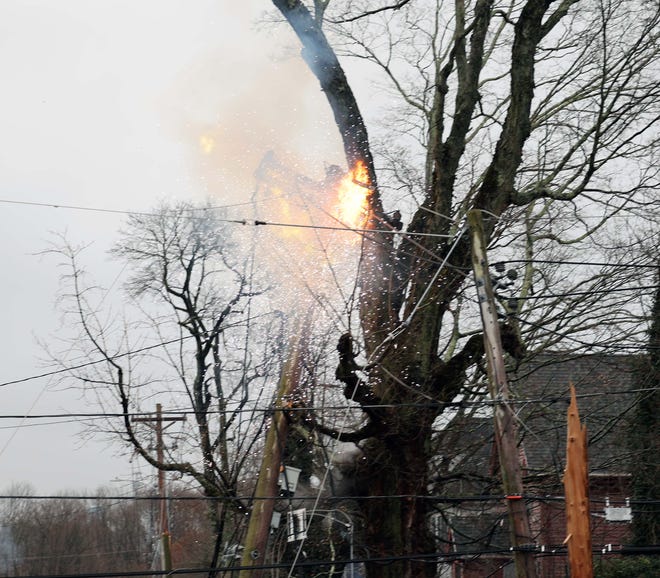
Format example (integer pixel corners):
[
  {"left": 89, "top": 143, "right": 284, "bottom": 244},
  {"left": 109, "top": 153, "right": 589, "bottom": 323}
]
[
  {"left": 564, "top": 383, "right": 593, "bottom": 577},
  {"left": 239, "top": 316, "right": 309, "bottom": 578},
  {"left": 133, "top": 404, "right": 185, "bottom": 572},
  {"left": 468, "top": 210, "right": 537, "bottom": 578}
]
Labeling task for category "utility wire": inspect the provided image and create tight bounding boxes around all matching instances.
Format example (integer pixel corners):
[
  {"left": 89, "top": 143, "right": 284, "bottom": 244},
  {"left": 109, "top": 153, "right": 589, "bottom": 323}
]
[
  {"left": 0, "top": 384, "right": 655, "bottom": 417},
  {"left": 0, "top": 260, "right": 130, "bottom": 458},
  {"left": 0, "top": 197, "right": 449, "bottom": 238},
  {"left": 512, "top": 284, "right": 660, "bottom": 300},
  {"left": 4, "top": 197, "right": 657, "bottom": 246},
  {"left": 238, "top": 217, "right": 451, "bottom": 237},
  {"left": 1, "top": 195, "right": 650, "bottom": 222},
  {"left": 3, "top": 197, "right": 654, "bottom": 276},
  {"left": 0, "top": 197, "right": 278, "bottom": 215},
  {"left": 1, "top": 544, "right": 657, "bottom": 578},
  {"left": 0, "top": 314, "right": 252, "bottom": 387},
  {"left": 513, "top": 316, "right": 660, "bottom": 352},
  {"left": 494, "top": 259, "right": 658, "bottom": 269},
  {"left": 0, "top": 493, "right": 657, "bottom": 505},
  {"left": 0, "top": 335, "right": 193, "bottom": 387},
  {"left": 3, "top": 331, "right": 655, "bottom": 388}
]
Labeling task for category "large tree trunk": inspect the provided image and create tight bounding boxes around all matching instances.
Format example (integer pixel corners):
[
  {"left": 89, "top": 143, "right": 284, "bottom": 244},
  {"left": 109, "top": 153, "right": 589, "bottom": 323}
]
[
  {"left": 271, "top": 2, "right": 560, "bottom": 577},
  {"left": 356, "top": 418, "right": 437, "bottom": 578}
]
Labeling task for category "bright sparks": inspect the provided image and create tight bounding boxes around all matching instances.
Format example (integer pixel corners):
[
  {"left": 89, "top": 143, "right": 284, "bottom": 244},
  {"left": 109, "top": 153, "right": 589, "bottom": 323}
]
[{"left": 336, "top": 160, "right": 370, "bottom": 229}]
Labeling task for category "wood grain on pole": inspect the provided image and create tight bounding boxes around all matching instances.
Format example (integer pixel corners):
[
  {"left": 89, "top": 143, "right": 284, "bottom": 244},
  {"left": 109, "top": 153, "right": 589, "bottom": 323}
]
[{"left": 564, "top": 383, "right": 594, "bottom": 578}]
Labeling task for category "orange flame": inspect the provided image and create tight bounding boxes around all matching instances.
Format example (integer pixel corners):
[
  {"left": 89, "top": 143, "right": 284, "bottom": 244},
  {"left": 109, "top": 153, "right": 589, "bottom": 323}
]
[{"left": 335, "top": 161, "right": 370, "bottom": 229}]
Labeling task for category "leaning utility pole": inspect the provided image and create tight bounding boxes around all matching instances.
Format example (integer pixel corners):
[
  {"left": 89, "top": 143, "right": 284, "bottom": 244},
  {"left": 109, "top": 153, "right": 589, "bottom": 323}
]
[
  {"left": 239, "top": 316, "right": 309, "bottom": 578},
  {"left": 133, "top": 404, "right": 186, "bottom": 572},
  {"left": 468, "top": 210, "right": 538, "bottom": 578}
]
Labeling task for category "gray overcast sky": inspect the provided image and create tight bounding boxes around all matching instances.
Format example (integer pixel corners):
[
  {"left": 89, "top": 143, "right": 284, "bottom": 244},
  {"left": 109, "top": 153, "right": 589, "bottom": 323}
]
[{"left": 0, "top": 0, "right": 343, "bottom": 493}]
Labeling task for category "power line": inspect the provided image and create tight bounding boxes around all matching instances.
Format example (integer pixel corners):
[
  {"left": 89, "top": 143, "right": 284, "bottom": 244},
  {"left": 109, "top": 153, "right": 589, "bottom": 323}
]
[
  {"left": 0, "top": 493, "right": 657, "bottom": 505},
  {"left": 7, "top": 193, "right": 654, "bottom": 274},
  {"left": 235, "top": 217, "right": 451, "bottom": 237},
  {"left": 513, "top": 316, "right": 659, "bottom": 352},
  {"left": 2, "top": 330, "right": 654, "bottom": 389},
  {"left": 512, "top": 285, "right": 660, "bottom": 300},
  {"left": 0, "top": 386, "right": 655, "bottom": 422},
  {"left": 494, "top": 259, "right": 657, "bottom": 270},
  {"left": 0, "top": 197, "right": 449, "bottom": 238},
  {"left": 4, "top": 297, "right": 655, "bottom": 389},
  {"left": 6, "top": 197, "right": 656, "bottom": 245},
  {"left": 0, "top": 544, "right": 657, "bottom": 578},
  {"left": 12, "top": 549, "right": 148, "bottom": 563},
  {"left": 0, "top": 197, "right": 265, "bottom": 216},
  {"left": 0, "top": 198, "right": 156, "bottom": 216},
  {"left": 0, "top": 260, "right": 132, "bottom": 460},
  {"left": 0, "top": 419, "right": 83, "bottom": 430},
  {"left": 0, "top": 335, "right": 193, "bottom": 387},
  {"left": 3, "top": 197, "right": 655, "bottom": 273},
  {"left": 0, "top": 314, "right": 253, "bottom": 388}
]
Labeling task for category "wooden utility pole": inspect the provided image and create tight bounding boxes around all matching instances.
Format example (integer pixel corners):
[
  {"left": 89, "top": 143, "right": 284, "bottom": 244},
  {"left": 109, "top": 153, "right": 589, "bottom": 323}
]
[
  {"left": 564, "top": 383, "right": 593, "bottom": 578},
  {"left": 468, "top": 210, "right": 537, "bottom": 578},
  {"left": 133, "top": 404, "right": 186, "bottom": 572},
  {"left": 239, "top": 317, "right": 309, "bottom": 578}
]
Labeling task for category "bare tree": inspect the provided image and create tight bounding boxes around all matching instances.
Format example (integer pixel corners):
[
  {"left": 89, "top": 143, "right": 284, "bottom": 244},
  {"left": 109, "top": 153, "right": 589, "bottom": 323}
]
[
  {"left": 268, "top": 1, "right": 660, "bottom": 576},
  {"left": 49, "top": 202, "right": 279, "bottom": 566},
  {"left": 1, "top": 486, "right": 152, "bottom": 576},
  {"left": 0, "top": 485, "right": 225, "bottom": 576}
]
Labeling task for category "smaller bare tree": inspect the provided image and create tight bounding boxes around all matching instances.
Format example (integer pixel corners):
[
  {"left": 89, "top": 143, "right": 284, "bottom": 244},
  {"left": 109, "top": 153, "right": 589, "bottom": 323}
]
[{"left": 48, "top": 202, "right": 281, "bottom": 566}]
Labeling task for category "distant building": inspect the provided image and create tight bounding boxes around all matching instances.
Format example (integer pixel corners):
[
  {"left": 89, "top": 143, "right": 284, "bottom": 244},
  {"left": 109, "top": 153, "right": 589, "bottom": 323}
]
[{"left": 432, "top": 353, "right": 639, "bottom": 578}]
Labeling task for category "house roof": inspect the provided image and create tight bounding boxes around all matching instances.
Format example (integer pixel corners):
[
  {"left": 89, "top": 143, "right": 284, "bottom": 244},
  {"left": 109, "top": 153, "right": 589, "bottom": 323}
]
[
  {"left": 435, "top": 353, "right": 641, "bottom": 490},
  {"left": 510, "top": 353, "right": 639, "bottom": 477}
]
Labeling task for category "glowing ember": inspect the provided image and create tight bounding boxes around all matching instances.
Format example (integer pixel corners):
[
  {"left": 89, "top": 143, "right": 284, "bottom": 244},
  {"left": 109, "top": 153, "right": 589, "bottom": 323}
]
[
  {"left": 199, "top": 135, "right": 215, "bottom": 155},
  {"left": 336, "top": 160, "right": 370, "bottom": 228}
]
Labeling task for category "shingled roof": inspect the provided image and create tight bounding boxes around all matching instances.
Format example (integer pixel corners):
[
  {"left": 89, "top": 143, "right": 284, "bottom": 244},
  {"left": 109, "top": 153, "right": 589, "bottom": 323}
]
[
  {"left": 434, "top": 353, "right": 640, "bottom": 491},
  {"left": 509, "top": 353, "right": 639, "bottom": 477}
]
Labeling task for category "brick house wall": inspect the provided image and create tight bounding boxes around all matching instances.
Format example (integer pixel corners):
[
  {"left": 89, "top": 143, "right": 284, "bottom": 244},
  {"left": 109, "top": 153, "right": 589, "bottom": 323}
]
[
  {"left": 436, "top": 354, "right": 640, "bottom": 578},
  {"left": 533, "top": 475, "right": 633, "bottom": 578}
]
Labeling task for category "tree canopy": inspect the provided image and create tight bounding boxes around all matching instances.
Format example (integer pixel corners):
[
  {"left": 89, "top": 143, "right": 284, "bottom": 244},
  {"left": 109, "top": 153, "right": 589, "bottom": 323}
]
[{"left": 269, "top": 1, "right": 659, "bottom": 577}]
